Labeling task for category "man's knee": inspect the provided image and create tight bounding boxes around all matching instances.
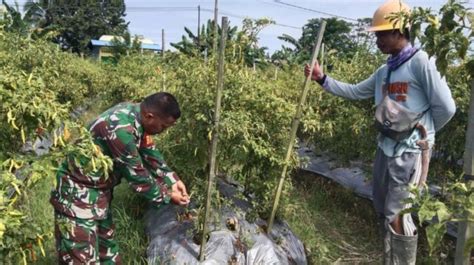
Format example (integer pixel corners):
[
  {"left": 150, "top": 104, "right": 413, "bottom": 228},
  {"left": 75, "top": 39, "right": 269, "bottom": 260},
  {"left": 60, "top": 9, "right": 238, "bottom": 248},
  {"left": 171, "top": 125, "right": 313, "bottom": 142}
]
[{"left": 55, "top": 213, "right": 97, "bottom": 264}]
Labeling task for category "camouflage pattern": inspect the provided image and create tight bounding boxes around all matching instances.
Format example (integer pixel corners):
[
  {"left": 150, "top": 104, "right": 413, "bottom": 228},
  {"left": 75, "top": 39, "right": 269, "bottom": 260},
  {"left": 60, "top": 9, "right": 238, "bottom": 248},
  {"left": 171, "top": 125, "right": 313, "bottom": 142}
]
[
  {"left": 51, "top": 102, "right": 180, "bottom": 264},
  {"left": 55, "top": 211, "right": 121, "bottom": 264}
]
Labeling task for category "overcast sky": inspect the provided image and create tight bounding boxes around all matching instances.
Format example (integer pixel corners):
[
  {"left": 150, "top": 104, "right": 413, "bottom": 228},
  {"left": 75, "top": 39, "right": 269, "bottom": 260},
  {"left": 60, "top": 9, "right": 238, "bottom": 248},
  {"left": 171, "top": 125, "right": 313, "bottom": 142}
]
[{"left": 124, "top": 0, "right": 473, "bottom": 53}]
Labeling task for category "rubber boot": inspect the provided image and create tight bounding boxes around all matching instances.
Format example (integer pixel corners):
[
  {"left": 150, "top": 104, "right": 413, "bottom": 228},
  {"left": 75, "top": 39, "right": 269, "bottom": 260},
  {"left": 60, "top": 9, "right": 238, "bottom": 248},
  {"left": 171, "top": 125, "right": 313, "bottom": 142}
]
[
  {"left": 377, "top": 214, "right": 386, "bottom": 239},
  {"left": 385, "top": 226, "right": 418, "bottom": 265},
  {"left": 377, "top": 216, "right": 392, "bottom": 265},
  {"left": 383, "top": 229, "right": 391, "bottom": 265}
]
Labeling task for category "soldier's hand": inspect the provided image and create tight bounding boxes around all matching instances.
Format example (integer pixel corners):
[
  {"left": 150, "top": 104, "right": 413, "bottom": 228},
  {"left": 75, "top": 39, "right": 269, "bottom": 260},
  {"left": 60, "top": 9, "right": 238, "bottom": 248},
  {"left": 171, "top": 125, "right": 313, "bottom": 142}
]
[
  {"left": 170, "top": 180, "right": 190, "bottom": 206},
  {"left": 304, "top": 61, "right": 324, "bottom": 81}
]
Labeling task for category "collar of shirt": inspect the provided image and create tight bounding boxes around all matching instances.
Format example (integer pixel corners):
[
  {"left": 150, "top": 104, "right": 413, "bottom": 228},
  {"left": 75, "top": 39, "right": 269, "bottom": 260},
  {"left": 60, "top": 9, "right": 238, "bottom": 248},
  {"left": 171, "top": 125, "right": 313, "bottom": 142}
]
[
  {"left": 387, "top": 43, "right": 418, "bottom": 71},
  {"left": 132, "top": 103, "right": 144, "bottom": 136}
]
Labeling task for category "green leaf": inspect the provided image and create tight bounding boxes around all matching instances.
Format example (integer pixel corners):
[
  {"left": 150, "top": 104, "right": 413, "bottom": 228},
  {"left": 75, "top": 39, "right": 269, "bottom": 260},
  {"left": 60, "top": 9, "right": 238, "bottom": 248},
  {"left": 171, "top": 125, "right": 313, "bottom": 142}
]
[{"left": 426, "top": 223, "right": 447, "bottom": 255}]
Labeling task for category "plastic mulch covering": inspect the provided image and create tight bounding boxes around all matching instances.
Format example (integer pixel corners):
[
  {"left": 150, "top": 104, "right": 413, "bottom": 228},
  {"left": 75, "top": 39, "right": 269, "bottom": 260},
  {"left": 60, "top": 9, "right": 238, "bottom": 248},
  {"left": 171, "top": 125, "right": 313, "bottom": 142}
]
[{"left": 145, "top": 179, "right": 307, "bottom": 265}]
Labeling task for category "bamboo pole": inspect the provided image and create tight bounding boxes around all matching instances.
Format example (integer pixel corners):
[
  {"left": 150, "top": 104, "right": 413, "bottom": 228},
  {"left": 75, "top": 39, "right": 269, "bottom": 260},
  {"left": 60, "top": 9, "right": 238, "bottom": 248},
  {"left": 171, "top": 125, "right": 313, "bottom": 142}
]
[
  {"left": 455, "top": 79, "right": 474, "bottom": 264},
  {"left": 320, "top": 43, "right": 325, "bottom": 72},
  {"left": 267, "top": 20, "right": 326, "bottom": 233},
  {"left": 161, "top": 29, "right": 165, "bottom": 57},
  {"left": 161, "top": 29, "right": 166, "bottom": 91},
  {"left": 197, "top": 5, "right": 201, "bottom": 48},
  {"left": 199, "top": 16, "right": 228, "bottom": 262},
  {"left": 213, "top": 0, "right": 219, "bottom": 54}
]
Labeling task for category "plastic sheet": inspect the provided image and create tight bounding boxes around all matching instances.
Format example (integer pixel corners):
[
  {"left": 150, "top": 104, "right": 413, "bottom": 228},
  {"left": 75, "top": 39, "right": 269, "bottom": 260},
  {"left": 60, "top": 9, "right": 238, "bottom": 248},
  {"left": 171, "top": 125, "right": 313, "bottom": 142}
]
[
  {"left": 297, "top": 146, "right": 457, "bottom": 238},
  {"left": 145, "top": 180, "right": 307, "bottom": 264}
]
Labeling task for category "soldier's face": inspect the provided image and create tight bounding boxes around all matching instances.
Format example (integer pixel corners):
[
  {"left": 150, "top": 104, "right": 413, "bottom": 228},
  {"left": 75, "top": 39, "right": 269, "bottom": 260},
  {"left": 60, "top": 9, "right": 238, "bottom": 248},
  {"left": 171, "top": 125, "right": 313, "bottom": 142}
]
[{"left": 143, "top": 113, "right": 177, "bottom": 135}]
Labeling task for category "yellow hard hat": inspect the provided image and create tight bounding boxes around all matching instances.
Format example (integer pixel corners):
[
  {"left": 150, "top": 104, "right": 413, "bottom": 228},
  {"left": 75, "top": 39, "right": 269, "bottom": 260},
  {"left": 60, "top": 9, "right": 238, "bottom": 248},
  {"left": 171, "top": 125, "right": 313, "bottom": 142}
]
[{"left": 367, "top": 0, "right": 411, "bottom": 32}]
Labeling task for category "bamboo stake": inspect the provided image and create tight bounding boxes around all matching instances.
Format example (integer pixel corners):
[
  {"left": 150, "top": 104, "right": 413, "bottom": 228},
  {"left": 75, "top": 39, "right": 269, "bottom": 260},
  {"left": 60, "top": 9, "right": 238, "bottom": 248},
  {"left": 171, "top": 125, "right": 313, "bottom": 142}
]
[
  {"left": 161, "top": 29, "right": 165, "bottom": 57},
  {"left": 267, "top": 20, "right": 326, "bottom": 233},
  {"left": 455, "top": 79, "right": 474, "bottom": 265},
  {"left": 161, "top": 29, "right": 166, "bottom": 91},
  {"left": 320, "top": 43, "right": 325, "bottom": 73},
  {"left": 197, "top": 5, "right": 201, "bottom": 48},
  {"left": 199, "top": 16, "right": 228, "bottom": 262},
  {"left": 213, "top": 0, "right": 219, "bottom": 54}
]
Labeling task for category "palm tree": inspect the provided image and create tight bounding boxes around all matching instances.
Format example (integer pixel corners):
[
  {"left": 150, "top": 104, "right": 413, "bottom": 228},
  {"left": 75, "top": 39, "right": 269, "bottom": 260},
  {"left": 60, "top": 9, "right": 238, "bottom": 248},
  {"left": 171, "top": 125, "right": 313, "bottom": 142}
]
[
  {"left": 171, "top": 19, "right": 238, "bottom": 56},
  {"left": 1, "top": 0, "right": 46, "bottom": 35},
  {"left": 172, "top": 18, "right": 273, "bottom": 68}
]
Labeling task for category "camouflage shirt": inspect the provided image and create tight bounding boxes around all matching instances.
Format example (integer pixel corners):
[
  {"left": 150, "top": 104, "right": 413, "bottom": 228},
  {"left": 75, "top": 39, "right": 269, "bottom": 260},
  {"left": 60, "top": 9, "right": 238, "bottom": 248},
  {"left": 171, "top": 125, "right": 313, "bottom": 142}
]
[{"left": 50, "top": 102, "right": 180, "bottom": 219}]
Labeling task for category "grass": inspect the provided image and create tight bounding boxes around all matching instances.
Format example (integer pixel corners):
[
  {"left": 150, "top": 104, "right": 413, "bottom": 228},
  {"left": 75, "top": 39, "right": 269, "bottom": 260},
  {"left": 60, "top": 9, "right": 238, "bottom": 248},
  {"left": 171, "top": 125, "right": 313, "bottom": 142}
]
[
  {"left": 287, "top": 170, "right": 457, "bottom": 264},
  {"left": 22, "top": 174, "right": 56, "bottom": 265},
  {"left": 285, "top": 170, "right": 382, "bottom": 264},
  {"left": 111, "top": 183, "right": 149, "bottom": 264}
]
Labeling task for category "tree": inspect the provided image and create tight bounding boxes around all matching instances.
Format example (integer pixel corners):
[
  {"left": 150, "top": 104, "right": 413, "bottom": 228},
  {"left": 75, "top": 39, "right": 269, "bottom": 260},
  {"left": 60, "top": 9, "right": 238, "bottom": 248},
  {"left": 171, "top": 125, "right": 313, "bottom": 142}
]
[
  {"left": 109, "top": 33, "right": 142, "bottom": 62},
  {"left": 1, "top": 0, "right": 45, "bottom": 35},
  {"left": 237, "top": 18, "right": 274, "bottom": 68},
  {"left": 34, "top": 0, "right": 129, "bottom": 55},
  {"left": 351, "top": 18, "right": 377, "bottom": 52},
  {"left": 171, "top": 19, "right": 238, "bottom": 56},
  {"left": 171, "top": 18, "right": 274, "bottom": 68},
  {"left": 277, "top": 17, "right": 368, "bottom": 63}
]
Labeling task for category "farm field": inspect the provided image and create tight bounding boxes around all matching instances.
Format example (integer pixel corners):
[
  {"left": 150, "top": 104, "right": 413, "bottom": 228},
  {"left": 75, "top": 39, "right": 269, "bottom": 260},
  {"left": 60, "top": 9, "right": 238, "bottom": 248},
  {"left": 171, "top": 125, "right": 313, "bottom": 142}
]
[{"left": 0, "top": 1, "right": 472, "bottom": 264}]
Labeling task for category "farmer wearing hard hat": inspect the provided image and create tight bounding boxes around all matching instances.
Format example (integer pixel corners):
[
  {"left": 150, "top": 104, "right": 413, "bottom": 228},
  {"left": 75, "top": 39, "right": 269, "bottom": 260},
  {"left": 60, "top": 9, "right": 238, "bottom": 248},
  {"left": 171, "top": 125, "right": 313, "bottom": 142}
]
[{"left": 305, "top": 0, "right": 455, "bottom": 264}]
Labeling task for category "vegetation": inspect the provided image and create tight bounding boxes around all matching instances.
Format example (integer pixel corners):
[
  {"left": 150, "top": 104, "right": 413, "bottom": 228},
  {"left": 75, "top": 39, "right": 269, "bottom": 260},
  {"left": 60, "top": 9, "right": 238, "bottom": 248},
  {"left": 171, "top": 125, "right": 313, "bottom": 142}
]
[
  {"left": 274, "top": 17, "right": 375, "bottom": 63},
  {"left": 0, "top": 0, "right": 471, "bottom": 263},
  {"left": 171, "top": 18, "right": 274, "bottom": 68},
  {"left": 1, "top": 0, "right": 128, "bottom": 54}
]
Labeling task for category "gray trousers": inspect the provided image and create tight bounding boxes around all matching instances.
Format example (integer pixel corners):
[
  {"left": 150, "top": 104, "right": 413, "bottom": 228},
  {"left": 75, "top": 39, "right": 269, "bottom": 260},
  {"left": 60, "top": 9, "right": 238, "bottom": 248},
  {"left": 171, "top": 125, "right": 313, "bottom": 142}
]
[
  {"left": 373, "top": 147, "right": 418, "bottom": 225},
  {"left": 373, "top": 148, "right": 421, "bottom": 265}
]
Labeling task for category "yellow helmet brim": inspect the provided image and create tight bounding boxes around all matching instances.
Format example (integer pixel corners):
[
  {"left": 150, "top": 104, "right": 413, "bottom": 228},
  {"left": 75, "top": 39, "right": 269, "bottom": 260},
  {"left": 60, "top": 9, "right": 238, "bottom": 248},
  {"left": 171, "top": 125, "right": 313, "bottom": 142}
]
[{"left": 367, "top": 23, "right": 402, "bottom": 32}]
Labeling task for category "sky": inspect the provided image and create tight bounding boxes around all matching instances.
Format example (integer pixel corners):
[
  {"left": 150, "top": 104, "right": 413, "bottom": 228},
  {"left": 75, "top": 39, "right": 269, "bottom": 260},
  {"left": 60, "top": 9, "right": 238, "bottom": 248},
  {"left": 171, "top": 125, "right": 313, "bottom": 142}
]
[
  {"left": 2, "top": 0, "right": 472, "bottom": 53},
  {"left": 124, "top": 0, "right": 473, "bottom": 53}
]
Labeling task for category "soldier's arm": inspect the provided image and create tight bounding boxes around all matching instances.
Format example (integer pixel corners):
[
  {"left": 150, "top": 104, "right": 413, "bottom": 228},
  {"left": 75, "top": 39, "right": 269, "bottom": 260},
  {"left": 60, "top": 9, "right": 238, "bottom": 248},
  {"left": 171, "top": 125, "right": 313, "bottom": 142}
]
[
  {"left": 110, "top": 128, "right": 171, "bottom": 206},
  {"left": 139, "top": 144, "right": 180, "bottom": 188}
]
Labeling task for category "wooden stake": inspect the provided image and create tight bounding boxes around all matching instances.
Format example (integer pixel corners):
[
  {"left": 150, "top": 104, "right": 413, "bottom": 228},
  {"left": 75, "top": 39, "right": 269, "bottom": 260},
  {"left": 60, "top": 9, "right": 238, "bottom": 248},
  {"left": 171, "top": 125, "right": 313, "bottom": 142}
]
[
  {"left": 161, "top": 29, "right": 165, "bottom": 57},
  {"left": 267, "top": 20, "right": 326, "bottom": 233},
  {"left": 197, "top": 5, "right": 201, "bottom": 48},
  {"left": 320, "top": 43, "right": 325, "bottom": 72},
  {"left": 455, "top": 79, "right": 474, "bottom": 264},
  {"left": 213, "top": 0, "right": 219, "bottom": 54},
  {"left": 161, "top": 29, "right": 166, "bottom": 91},
  {"left": 199, "top": 16, "right": 228, "bottom": 262}
]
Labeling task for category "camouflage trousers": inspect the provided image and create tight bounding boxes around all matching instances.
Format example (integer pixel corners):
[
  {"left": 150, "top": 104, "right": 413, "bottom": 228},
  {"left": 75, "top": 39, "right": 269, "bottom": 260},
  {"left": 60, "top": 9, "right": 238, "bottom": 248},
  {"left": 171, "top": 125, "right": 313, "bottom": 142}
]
[{"left": 54, "top": 210, "right": 122, "bottom": 265}]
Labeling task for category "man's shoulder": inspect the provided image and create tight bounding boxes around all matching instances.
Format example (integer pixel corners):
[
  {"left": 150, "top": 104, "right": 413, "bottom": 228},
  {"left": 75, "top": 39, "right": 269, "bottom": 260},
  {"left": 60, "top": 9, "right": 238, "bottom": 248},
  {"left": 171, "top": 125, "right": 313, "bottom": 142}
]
[
  {"left": 373, "top": 64, "right": 387, "bottom": 77},
  {"left": 408, "top": 50, "right": 438, "bottom": 74},
  {"left": 411, "top": 49, "right": 430, "bottom": 64},
  {"left": 100, "top": 102, "right": 138, "bottom": 122},
  {"left": 89, "top": 102, "right": 140, "bottom": 132}
]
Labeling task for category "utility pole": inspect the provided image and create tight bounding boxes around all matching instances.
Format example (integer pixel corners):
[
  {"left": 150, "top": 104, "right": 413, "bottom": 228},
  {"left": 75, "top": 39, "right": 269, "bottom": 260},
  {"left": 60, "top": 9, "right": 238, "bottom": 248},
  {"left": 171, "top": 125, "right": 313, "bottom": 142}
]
[{"left": 455, "top": 80, "right": 474, "bottom": 264}]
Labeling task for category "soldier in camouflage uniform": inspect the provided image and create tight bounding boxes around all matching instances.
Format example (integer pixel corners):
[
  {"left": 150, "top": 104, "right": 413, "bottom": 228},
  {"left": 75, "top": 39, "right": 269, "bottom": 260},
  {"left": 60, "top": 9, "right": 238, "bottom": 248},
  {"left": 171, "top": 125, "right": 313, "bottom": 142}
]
[{"left": 50, "top": 92, "right": 190, "bottom": 264}]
